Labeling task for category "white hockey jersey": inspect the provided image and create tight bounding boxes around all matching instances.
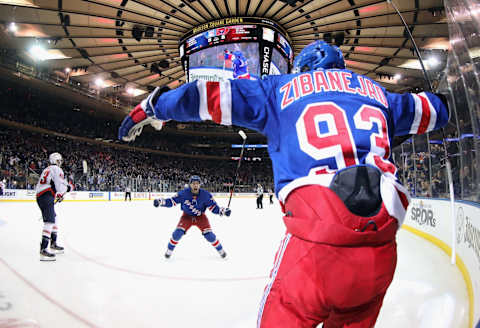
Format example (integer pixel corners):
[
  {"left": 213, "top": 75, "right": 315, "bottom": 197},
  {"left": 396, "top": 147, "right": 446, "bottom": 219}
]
[
  {"left": 35, "top": 165, "right": 68, "bottom": 197},
  {"left": 256, "top": 186, "right": 264, "bottom": 196}
]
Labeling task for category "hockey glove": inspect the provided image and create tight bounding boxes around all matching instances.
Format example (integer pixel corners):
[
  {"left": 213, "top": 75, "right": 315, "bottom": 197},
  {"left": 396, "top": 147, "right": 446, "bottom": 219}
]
[
  {"left": 224, "top": 49, "right": 231, "bottom": 60},
  {"left": 219, "top": 207, "right": 231, "bottom": 217},
  {"left": 153, "top": 198, "right": 166, "bottom": 207},
  {"left": 66, "top": 181, "right": 75, "bottom": 193},
  {"left": 55, "top": 193, "right": 65, "bottom": 203},
  {"left": 118, "top": 86, "right": 170, "bottom": 142}
]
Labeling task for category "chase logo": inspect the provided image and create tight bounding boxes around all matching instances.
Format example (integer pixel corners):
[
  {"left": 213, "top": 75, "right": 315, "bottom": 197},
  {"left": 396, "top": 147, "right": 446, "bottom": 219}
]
[{"left": 89, "top": 192, "right": 103, "bottom": 198}]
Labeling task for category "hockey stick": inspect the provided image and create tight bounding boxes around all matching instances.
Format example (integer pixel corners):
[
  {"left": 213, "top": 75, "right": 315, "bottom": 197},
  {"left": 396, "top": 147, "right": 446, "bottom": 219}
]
[
  {"left": 227, "top": 130, "right": 247, "bottom": 208},
  {"left": 387, "top": 0, "right": 457, "bottom": 264},
  {"left": 28, "top": 167, "right": 40, "bottom": 177}
]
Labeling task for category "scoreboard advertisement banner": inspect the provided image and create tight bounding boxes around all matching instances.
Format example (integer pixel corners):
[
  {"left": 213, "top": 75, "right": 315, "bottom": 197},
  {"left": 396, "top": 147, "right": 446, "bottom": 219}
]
[
  {"left": 185, "top": 25, "right": 258, "bottom": 55},
  {"left": 180, "top": 17, "right": 288, "bottom": 42}
]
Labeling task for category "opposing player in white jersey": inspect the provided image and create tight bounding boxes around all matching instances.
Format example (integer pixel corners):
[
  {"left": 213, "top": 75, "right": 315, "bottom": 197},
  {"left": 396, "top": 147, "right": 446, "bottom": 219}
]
[
  {"left": 36, "top": 152, "right": 72, "bottom": 261},
  {"left": 118, "top": 41, "right": 449, "bottom": 327}
]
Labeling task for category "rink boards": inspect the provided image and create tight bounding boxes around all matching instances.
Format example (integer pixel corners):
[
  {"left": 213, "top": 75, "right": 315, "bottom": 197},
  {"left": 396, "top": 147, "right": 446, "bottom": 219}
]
[
  {"left": 1, "top": 189, "right": 479, "bottom": 327},
  {"left": 403, "top": 198, "right": 479, "bottom": 328},
  {"left": 0, "top": 190, "right": 258, "bottom": 202}
]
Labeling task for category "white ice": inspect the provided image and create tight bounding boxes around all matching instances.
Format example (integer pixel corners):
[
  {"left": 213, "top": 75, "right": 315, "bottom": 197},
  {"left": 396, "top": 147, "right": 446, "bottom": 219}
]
[{"left": 0, "top": 199, "right": 469, "bottom": 327}]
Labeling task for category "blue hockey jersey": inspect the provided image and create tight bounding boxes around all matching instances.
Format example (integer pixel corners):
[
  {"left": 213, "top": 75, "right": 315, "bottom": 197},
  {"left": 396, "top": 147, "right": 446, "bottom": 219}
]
[
  {"left": 224, "top": 51, "right": 250, "bottom": 79},
  {"left": 151, "top": 69, "right": 448, "bottom": 224},
  {"left": 163, "top": 188, "right": 222, "bottom": 217}
]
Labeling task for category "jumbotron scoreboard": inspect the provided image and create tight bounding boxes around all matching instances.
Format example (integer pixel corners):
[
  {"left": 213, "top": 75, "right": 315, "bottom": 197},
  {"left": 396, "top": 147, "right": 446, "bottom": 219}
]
[{"left": 178, "top": 17, "right": 293, "bottom": 82}]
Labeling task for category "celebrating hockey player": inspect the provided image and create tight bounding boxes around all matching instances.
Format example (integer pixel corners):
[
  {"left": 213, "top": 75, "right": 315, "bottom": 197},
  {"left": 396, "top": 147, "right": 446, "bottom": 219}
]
[
  {"left": 224, "top": 49, "right": 251, "bottom": 79},
  {"left": 119, "top": 40, "right": 449, "bottom": 327},
  {"left": 153, "top": 175, "right": 231, "bottom": 259},
  {"left": 35, "top": 152, "right": 72, "bottom": 261}
]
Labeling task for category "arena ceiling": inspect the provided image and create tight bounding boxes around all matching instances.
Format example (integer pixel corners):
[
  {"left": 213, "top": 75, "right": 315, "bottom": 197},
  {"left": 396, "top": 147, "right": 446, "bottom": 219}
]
[{"left": 0, "top": 0, "right": 449, "bottom": 101}]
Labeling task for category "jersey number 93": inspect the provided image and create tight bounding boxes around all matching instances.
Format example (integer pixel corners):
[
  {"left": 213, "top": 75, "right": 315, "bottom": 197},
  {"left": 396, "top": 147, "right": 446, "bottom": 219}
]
[{"left": 296, "top": 102, "right": 396, "bottom": 176}]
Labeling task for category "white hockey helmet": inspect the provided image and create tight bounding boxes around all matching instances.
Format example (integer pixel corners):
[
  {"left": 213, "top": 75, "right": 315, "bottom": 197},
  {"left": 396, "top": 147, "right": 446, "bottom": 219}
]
[{"left": 49, "top": 152, "right": 63, "bottom": 166}]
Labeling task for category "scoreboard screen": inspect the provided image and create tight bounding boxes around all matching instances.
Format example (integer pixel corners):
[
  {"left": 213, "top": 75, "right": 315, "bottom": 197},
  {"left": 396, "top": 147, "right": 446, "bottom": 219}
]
[
  {"left": 276, "top": 33, "right": 292, "bottom": 61},
  {"left": 180, "top": 17, "right": 293, "bottom": 83},
  {"left": 271, "top": 48, "right": 288, "bottom": 75},
  {"left": 189, "top": 43, "right": 260, "bottom": 81}
]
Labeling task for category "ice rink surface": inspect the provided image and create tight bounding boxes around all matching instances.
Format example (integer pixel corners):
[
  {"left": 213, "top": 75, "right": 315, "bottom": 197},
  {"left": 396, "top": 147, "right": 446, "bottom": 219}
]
[{"left": 0, "top": 198, "right": 469, "bottom": 328}]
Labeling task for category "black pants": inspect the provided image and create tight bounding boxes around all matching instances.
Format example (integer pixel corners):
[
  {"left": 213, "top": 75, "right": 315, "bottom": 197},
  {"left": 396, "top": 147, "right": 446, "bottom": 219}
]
[
  {"left": 256, "top": 195, "right": 263, "bottom": 209},
  {"left": 125, "top": 192, "right": 131, "bottom": 201},
  {"left": 269, "top": 195, "right": 273, "bottom": 204}
]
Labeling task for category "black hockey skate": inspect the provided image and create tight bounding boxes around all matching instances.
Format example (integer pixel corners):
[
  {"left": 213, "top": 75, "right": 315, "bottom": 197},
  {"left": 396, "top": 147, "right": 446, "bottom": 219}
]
[
  {"left": 40, "top": 249, "right": 56, "bottom": 261},
  {"left": 219, "top": 249, "right": 227, "bottom": 259},
  {"left": 164, "top": 249, "right": 173, "bottom": 259},
  {"left": 50, "top": 243, "right": 64, "bottom": 254}
]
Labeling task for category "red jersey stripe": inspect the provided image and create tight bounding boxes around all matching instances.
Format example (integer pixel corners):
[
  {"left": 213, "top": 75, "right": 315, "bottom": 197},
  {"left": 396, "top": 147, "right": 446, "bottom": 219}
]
[
  {"left": 417, "top": 94, "right": 431, "bottom": 134},
  {"left": 206, "top": 82, "right": 222, "bottom": 124},
  {"left": 36, "top": 188, "right": 54, "bottom": 198}
]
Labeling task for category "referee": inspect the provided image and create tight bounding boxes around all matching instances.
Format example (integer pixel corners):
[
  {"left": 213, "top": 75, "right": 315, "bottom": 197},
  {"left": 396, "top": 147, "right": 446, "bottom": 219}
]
[
  {"left": 256, "top": 183, "right": 263, "bottom": 209},
  {"left": 125, "top": 185, "right": 132, "bottom": 201}
]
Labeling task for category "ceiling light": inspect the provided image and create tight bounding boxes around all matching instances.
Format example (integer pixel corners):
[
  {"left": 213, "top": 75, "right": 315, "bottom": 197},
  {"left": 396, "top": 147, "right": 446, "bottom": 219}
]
[
  {"left": 427, "top": 56, "right": 440, "bottom": 68},
  {"left": 95, "top": 78, "right": 104, "bottom": 87},
  {"left": 29, "top": 44, "right": 48, "bottom": 61},
  {"left": 394, "top": 73, "right": 402, "bottom": 80},
  {"left": 450, "top": 38, "right": 462, "bottom": 45},
  {"left": 126, "top": 88, "right": 146, "bottom": 97},
  {"left": 8, "top": 22, "right": 17, "bottom": 32},
  {"left": 65, "top": 67, "right": 71, "bottom": 73}
]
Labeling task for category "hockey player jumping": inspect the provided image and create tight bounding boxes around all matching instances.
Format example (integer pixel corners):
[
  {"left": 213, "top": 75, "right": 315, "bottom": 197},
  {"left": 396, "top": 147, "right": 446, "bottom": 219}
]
[
  {"left": 153, "top": 175, "right": 231, "bottom": 259},
  {"left": 119, "top": 41, "right": 449, "bottom": 328},
  {"left": 224, "top": 49, "right": 251, "bottom": 79}
]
